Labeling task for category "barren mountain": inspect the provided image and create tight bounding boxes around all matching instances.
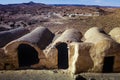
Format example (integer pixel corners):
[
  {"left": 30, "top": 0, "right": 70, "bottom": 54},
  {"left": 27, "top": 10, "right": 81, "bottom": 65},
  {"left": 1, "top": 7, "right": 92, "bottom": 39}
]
[{"left": 0, "top": 2, "right": 118, "bottom": 33}]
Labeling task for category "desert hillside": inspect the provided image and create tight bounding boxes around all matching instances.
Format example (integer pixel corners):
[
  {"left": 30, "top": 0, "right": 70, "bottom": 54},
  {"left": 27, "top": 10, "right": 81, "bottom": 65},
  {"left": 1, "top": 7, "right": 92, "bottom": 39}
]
[
  {"left": 0, "top": 2, "right": 120, "bottom": 80},
  {"left": 0, "top": 2, "right": 119, "bottom": 34}
]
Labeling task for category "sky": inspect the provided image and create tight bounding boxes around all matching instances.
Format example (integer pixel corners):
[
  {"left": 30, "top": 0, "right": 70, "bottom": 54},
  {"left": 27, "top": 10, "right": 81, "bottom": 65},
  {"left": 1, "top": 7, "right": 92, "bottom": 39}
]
[{"left": 0, "top": 0, "right": 120, "bottom": 7}]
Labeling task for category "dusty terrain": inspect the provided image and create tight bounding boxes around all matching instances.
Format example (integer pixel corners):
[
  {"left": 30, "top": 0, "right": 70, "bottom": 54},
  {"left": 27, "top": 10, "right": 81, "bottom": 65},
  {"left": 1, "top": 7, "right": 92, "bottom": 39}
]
[
  {"left": 0, "top": 2, "right": 120, "bottom": 80},
  {"left": 0, "top": 70, "right": 74, "bottom": 80},
  {"left": 0, "top": 1, "right": 119, "bottom": 34},
  {"left": 1, "top": 70, "right": 120, "bottom": 80}
]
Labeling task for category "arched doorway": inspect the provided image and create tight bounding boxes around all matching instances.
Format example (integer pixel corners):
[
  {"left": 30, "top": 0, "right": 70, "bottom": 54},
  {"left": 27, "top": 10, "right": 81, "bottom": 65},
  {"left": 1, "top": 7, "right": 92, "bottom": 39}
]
[
  {"left": 17, "top": 44, "right": 39, "bottom": 68},
  {"left": 56, "top": 43, "right": 68, "bottom": 69},
  {"left": 102, "top": 56, "right": 114, "bottom": 73}
]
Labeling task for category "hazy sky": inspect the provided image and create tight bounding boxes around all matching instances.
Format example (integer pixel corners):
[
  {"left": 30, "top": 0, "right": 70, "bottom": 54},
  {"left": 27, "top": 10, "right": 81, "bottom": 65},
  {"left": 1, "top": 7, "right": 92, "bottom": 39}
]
[{"left": 0, "top": 0, "right": 120, "bottom": 6}]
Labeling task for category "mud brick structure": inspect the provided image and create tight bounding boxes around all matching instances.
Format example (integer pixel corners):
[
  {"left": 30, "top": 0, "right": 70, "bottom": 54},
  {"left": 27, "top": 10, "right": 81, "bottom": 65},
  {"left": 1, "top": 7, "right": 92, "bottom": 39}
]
[
  {"left": 45, "top": 29, "right": 83, "bottom": 69},
  {"left": 0, "top": 27, "right": 120, "bottom": 74},
  {"left": 3, "top": 27, "right": 54, "bottom": 69}
]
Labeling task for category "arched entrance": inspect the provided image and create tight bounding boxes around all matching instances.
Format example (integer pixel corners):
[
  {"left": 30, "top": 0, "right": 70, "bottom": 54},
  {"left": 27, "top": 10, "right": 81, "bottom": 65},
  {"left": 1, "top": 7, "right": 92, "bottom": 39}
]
[
  {"left": 56, "top": 43, "right": 68, "bottom": 69},
  {"left": 17, "top": 44, "right": 39, "bottom": 68}
]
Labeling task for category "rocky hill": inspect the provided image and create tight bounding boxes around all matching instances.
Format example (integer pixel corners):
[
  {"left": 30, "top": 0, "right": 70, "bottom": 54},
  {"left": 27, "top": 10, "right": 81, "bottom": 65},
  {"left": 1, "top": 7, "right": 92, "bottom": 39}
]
[{"left": 0, "top": 2, "right": 118, "bottom": 33}]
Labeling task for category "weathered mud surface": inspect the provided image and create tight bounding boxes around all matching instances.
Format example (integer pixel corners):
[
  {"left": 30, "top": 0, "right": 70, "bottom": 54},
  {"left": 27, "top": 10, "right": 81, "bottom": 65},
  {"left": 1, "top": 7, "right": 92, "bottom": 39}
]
[
  {"left": 0, "top": 70, "right": 120, "bottom": 80},
  {"left": 0, "top": 70, "right": 74, "bottom": 80}
]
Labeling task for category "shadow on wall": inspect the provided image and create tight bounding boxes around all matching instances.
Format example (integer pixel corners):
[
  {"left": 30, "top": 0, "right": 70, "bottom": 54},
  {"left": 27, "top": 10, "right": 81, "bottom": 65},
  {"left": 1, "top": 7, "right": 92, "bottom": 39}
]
[{"left": 17, "top": 44, "right": 39, "bottom": 68}]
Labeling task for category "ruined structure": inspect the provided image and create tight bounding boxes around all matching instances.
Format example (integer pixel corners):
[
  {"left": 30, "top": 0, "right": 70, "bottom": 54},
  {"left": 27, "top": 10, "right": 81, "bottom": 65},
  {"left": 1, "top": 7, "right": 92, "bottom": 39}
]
[
  {"left": 0, "top": 27, "right": 29, "bottom": 48},
  {"left": 3, "top": 27, "right": 54, "bottom": 69}
]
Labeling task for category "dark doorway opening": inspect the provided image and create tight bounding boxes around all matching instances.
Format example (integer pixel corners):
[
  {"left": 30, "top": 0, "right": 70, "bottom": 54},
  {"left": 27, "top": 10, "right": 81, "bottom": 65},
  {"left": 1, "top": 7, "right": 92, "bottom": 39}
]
[
  {"left": 56, "top": 43, "right": 68, "bottom": 69},
  {"left": 4, "top": 63, "right": 10, "bottom": 70},
  {"left": 102, "top": 56, "right": 114, "bottom": 73},
  {"left": 17, "top": 44, "right": 39, "bottom": 68}
]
